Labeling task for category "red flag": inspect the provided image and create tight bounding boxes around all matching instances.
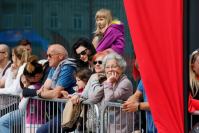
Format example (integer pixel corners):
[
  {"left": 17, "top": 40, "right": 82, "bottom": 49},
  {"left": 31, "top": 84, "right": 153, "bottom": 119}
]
[{"left": 124, "top": 0, "right": 184, "bottom": 132}]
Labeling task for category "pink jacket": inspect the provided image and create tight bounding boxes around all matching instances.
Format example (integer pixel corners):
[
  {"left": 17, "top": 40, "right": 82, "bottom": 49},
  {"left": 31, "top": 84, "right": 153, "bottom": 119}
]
[{"left": 26, "top": 83, "right": 45, "bottom": 124}]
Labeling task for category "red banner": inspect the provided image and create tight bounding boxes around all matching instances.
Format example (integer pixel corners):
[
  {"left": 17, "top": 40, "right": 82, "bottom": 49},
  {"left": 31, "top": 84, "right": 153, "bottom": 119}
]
[{"left": 124, "top": 0, "right": 184, "bottom": 132}]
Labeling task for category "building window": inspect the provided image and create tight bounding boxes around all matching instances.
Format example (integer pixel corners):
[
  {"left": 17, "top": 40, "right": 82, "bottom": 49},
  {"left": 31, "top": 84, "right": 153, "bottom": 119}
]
[
  {"left": 24, "top": 14, "right": 32, "bottom": 29},
  {"left": 73, "top": 14, "right": 82, "bottom": 30},
  {"left": 2, "top": 14, "right": 13, "bottom": 29},
  {"left": 50, "top": 12, "right": 60, "bottom": 29}
]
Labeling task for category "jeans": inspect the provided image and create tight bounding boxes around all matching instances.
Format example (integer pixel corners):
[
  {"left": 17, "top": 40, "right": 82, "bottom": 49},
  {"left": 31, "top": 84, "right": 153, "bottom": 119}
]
[
  {"left": 36, "top": 114, "right": 61, "bottom": 133},
  {"left": 0, "top": 109, "right": 24, "bottom": 133}
]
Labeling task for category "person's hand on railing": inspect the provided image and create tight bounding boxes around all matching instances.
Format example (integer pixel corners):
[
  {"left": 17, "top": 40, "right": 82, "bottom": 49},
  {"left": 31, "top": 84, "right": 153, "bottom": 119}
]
[
  {"left": 60, "top": 90, "right": 70, "bottom": 99},
  {"left": 122, "top": 100, "right": 139, "bottom": 112},
  {"left": 70, "top": 94, "right": 80, "bottom": 104}
]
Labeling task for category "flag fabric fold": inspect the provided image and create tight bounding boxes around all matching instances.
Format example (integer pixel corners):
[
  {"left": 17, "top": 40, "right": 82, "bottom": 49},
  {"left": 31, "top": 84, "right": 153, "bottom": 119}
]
[{"left": 124, "top": 0, "right": 184, "bottom": 132}]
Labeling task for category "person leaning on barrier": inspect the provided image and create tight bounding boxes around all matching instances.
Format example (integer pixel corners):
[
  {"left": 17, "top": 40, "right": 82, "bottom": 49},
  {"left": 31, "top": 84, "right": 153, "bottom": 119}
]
[
  {"left": 100, "top": 52, "right": 134, "bottom": 133},
  {"left": 36, "top": 44, "right": 77, "bottom": 133},
  {"left": 122, "top": 59, "right": 157, "bottom": 133},
  {"left": 0, "top": 55, "right": 44, "bottom": 133},
  {"left": 122, "top": 58, "right": 157, "bottom": 133},
  {"left": 122, "top": 80, "right": 157, "bottom": 133},
  {"left": 70, "top": 51, "right": 109, "bottom": 104},
  {"left": 36, "top": 44, "right": 76, "bottom": 99},
  {"left": 0, "top": 44, "right": 11, "bottom": 82},
  {"left": 69, "top": 51, "right": 108, "bottom": 132}
]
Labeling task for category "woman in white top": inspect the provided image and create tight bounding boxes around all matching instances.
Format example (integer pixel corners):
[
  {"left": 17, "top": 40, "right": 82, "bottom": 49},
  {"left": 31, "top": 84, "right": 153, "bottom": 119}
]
[{"left": 0, "top": 46, "right": 31, "bottom": 95}]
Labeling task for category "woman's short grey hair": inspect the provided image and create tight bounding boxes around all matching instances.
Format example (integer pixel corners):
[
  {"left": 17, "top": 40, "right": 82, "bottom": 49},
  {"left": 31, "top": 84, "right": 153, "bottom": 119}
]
[{"left": 103, "top": 53, "right": 127, "bottom": 72}]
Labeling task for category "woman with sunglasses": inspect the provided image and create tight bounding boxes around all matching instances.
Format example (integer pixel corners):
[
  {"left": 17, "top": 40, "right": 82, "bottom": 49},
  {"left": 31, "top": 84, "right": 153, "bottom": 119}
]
[
  {"left": 70, "top": 51, "right": 108, "bottom": 131},
  {"left": 72, "top": 37, "right": 96, "bottom": 70},
  {"left": 71, "top": 51, "right": 108, "bottom": 103}
]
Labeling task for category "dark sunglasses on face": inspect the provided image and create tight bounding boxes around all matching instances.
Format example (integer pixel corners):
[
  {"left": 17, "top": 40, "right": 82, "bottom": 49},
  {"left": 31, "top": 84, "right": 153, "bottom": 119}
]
[
  {"left": 46, "top": 53, "right": 60, "bottom": 58},
  {"left": 93, "top": 60, "right": 102, "bottom": 65},
  {"left": 77, "top": 49, "right": 87, "bottom": 58}
]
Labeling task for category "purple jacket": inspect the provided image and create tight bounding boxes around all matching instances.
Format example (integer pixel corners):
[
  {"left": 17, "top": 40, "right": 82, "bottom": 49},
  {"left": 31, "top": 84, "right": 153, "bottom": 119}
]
[{"left": 96, "top": 23, "right": 125, "bottom": 55}]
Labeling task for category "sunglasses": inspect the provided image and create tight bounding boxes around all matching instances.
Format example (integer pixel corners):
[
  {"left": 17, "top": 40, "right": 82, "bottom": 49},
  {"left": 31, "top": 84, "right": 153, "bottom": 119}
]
[
  {"left": 46, "top": 53, "right": 60, "bottom": 58},
  {"left": 93, "top": 60, "right": 102, "bottom": 65},
  {"left": 77, "top": 49, "right": 87, "bottom": 57}
]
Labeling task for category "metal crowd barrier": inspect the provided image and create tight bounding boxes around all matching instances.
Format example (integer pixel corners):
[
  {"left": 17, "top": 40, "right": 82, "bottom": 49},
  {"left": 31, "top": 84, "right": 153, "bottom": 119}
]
[
  {"left": 100, "top": 102, "right": 137, "bottom": 133},
  {"left": 0, "top": 94, "right": 20, "bottom": 117},
  {"left": 0, "top": 95, "right": 158, "bottom": 133},
  {"left": 7, "top": 96, "right": 100, "bottom": 133},
  {"left": 190, "top": 112, "right": 199, "bottom": 128},
  {"left": 25, "top": 97, "right": 66, "bottom": 133}
]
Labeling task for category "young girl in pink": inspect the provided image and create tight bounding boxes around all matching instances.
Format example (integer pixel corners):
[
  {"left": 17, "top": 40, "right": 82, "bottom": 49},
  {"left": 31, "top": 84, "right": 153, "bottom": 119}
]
[{"left": 92, "top": 8, "right": 125, "bottom": 55}]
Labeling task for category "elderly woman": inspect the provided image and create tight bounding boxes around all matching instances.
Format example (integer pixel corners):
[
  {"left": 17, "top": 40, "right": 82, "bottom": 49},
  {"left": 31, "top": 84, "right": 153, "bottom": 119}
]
[
  {"left": 71, "top": 52, "right": 133, "bottom": 132},
  {"left": 101, "top": 53, "right": 134, "bottom": 133}
]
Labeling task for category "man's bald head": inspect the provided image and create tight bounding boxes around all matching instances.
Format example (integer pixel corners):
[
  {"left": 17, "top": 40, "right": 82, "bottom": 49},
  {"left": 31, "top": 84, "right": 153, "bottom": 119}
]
[{"left": 48, "top": 44, "right": 68, "bottom": 58}]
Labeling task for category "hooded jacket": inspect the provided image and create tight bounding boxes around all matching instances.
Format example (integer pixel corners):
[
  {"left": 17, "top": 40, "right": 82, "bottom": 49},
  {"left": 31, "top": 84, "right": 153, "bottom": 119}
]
[
  {"left": 50, "top": 58, "right": 76, "bottom": 94},
  {"left": 96, "top": 21, "right": 125, "bottom": 55}
]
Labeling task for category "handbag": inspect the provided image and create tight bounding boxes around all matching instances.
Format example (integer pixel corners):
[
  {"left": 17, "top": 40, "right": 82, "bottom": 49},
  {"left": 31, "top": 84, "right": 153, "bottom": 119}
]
[{"left": 61, "top": 99, "right": 82, "bottom": 132}]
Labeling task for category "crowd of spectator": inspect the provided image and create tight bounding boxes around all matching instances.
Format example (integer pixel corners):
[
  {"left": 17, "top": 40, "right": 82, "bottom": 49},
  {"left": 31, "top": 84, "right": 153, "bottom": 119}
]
[{"left": 3, "top": 8, "right": 190, "bottom": 133}]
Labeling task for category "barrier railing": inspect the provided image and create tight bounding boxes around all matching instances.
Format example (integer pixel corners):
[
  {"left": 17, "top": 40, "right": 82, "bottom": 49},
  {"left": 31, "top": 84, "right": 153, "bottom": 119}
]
[
  {"left": 100, "top": 101, "right": 136, "bottom": 133},
  {"left": 190, "top": 112, "right": 199, "bottom": 129},
  {"left": 0, "top": 94, "right": 158, "bottom": 133},
  {"left": 0, "top": 94, "right": 20, "bottom": 117},
  {"left": 9, "top": 96, "right": 100, "bottom": 133}
]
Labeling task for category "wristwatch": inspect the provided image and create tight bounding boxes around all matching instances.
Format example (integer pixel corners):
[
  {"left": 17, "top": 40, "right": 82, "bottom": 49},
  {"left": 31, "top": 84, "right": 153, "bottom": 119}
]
[{"left": 37, "top": 91, "right": 42, "bottom": 98}]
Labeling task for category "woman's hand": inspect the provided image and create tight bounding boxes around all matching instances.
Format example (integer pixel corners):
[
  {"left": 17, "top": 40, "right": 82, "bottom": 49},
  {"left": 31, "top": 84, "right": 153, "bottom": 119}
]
[
  {"left": 70, "top": 95, "right": 80, "bottom": 104},
  {"left": 106, "top": 71, "right": 120, "bottom": 83}
]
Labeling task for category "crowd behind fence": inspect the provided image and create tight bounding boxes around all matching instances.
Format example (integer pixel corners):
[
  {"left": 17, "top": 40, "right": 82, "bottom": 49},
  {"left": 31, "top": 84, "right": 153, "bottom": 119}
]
[{"left": 0, "top": 94, "right": 159, "bottom": 133}]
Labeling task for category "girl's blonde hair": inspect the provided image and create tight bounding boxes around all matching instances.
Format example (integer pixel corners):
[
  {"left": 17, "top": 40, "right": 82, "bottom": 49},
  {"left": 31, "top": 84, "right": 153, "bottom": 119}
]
[
  {"left": 190, "top": 49, "right": 199, "bottom": 97},
  {"left": 94, "top": 8, "right": 113, "bottom": 35},
  {"left": 13, "top": 46, "right": 31, "bottom": 65}
]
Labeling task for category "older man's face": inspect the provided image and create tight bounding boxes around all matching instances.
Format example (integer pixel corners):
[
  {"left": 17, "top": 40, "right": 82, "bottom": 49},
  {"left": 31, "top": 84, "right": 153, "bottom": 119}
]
[
  {"left": 47, "top": 47, "right": 61, "bottom": 67},
  {"left": 0, "top": 46, "right": 7, "bottom": 62}
]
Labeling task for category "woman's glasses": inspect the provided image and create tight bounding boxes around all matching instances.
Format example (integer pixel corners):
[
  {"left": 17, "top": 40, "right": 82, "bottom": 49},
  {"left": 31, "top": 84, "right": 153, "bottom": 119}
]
[
  {"left": 77, "top": 49, "right": 87, "bottom": 58},
  {"left": 93, "top": 60, "right": 102, "bottom": 65}
]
